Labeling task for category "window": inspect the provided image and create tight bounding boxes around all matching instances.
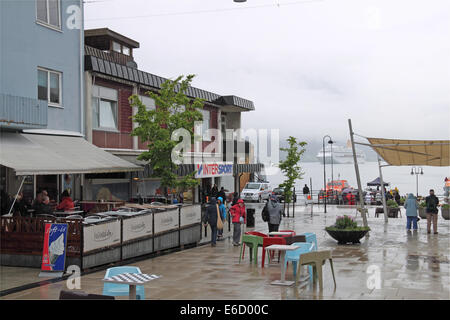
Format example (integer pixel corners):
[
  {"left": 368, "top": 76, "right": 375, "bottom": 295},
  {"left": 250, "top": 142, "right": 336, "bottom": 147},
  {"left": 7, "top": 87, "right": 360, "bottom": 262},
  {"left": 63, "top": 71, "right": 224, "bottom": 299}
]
[
  {"left": 92, "top": 85, "right": 118, "bottom": 130},
  {"left": 122, "top": 46, "right": 130, "bottom": 56},
  {"left": 112, "top": 41, "right": 121, "bottom": 53},
  {"left": 139, "top": 95, "right": 156, "bottom": 111},
  {"left": 36, "top": 0, "right": 61, "bottom": 29},
  {"left": 38, "top": 68, "right": 61, "bottom": 106},
  {"left": 200, "top": 109, "right": 210, "bottom": 140}
]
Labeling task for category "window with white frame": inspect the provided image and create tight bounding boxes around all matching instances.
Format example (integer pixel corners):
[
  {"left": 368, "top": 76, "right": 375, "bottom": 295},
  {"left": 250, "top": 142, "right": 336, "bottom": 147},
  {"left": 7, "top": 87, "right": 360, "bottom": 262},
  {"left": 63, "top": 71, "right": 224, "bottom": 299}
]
[
  {"left": 92, "top": 85, "right": 118, "bottom": 130},
  {"left": 38, "top": 68, "right": 62, "bottom": 106},
  {"left": 139, "top": 95, "right": 156, "bottom": 111},
  {"left": 200, "top": 109, "right": 210, "bottom": 140},
  {"left": 36, "top": 0, "right": 61, "bottom": 29}
]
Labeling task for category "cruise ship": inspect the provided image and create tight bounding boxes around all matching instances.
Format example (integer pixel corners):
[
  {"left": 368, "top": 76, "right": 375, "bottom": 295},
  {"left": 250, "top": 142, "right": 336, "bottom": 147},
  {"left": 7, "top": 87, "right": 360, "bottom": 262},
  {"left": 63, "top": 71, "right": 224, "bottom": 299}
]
[{"left": 316, "top": 141, "right": 366, "bottom": 164}]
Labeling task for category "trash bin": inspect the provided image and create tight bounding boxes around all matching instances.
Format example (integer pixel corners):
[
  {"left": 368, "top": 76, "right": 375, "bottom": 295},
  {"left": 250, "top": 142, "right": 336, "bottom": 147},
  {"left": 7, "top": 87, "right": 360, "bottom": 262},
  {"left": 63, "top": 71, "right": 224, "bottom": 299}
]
[{"left": 246, "top": 208, "right": 255, "bottom": 227}]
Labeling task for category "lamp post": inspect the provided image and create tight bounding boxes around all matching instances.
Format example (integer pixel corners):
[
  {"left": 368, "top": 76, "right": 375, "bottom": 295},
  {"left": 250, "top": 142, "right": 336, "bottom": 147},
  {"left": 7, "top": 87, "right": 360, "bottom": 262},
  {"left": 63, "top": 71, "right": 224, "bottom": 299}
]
[
  {"left": 411, "top": 167, "right": 423, "bottom": 197},
  {"left": 322, "top": 135, "right": 333, "bottom": 213}
]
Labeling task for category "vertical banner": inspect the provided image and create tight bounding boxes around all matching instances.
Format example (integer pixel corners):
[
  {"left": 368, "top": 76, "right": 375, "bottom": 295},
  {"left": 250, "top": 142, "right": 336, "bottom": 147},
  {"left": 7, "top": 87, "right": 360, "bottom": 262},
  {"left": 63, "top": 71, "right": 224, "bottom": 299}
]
[{"left": 41, "top": 223, "right": 68, "bottom": 274}]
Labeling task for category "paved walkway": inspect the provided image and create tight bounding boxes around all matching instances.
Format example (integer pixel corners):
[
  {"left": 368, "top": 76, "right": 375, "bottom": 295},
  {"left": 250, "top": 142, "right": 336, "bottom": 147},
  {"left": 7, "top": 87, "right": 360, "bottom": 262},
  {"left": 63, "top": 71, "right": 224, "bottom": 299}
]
[{"left": 1, "top": 204, "right": 449, "bottom": 300}]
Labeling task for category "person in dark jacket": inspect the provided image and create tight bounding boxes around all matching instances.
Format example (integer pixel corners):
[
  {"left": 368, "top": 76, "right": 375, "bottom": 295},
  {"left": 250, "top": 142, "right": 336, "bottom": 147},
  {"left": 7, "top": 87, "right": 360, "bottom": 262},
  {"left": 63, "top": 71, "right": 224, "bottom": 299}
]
[
  {"left": 425, "top": 189, "right": 439, "bottom": 234},
  {"left": 267, "top": 195, "right": 283, "bottom": 232},
  {"left": 211, "top": 184, "right": 218, "bottom": 198},
  {"left": 34, "top": 196, "right": 53, "bottom": 216},
  {"left": 303, "top": 184, "right": 310, "bottom": 205},
  {"left": 13, "top": 192, "right": 28, "bottom": 217},
  {"left": 203, "top": 197, "right": 219, "bottom": 247},
  {"left": 217, "top": 187, "right": 226, "bottom": 203},
  {"left": 231, "top": 192, "right": 239, "bottom": 206}
]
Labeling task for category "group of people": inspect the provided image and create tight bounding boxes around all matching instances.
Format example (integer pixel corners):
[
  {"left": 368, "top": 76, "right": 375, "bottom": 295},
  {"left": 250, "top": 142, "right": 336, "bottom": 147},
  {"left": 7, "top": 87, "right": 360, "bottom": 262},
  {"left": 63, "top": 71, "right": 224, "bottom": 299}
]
[
  {"left": 0, "top": 189, "right": 75, "bottom": 217},
  {"left": 404, "top": 189, "right": 440, "bottom": 234},
  {"left": 201, "top": 184, "right": 227, "bottom": 204},
  {"left": 202, "top": 190, "right": 285, "bottom": 247}
]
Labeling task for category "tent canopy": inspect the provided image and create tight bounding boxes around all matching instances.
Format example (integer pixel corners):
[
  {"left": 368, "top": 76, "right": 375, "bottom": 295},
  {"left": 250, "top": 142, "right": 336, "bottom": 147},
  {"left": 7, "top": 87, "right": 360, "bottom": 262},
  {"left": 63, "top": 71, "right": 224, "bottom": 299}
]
[
  {"left": 366, "top": 138, "right": 450, "bottom": 167},
  {"left": 367, "top": 177, "right": 389, "bottom": 187},
  {"left": 0, "top": 132, "right": 143, "bottom": 175}
]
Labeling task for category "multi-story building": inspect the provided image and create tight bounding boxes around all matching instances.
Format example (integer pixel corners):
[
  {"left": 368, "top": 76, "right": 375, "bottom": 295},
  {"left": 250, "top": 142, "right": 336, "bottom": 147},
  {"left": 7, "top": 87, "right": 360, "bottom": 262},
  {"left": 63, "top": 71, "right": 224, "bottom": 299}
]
[
  {"left": 0, "top": 1, "right": 139, "bottom": 209},
  {"left": 83, "top": 28, "right": 262, "bottom": 203}
]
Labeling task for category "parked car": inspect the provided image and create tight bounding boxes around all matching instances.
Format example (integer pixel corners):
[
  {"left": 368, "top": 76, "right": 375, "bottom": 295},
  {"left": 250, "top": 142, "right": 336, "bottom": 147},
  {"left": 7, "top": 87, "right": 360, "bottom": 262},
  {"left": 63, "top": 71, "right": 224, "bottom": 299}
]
[
  {"left": 272, "top": 187, "right": 297, "bottom": 202},
  {"left": 242, "top": 182, "right": 271, "bottom": 203}
]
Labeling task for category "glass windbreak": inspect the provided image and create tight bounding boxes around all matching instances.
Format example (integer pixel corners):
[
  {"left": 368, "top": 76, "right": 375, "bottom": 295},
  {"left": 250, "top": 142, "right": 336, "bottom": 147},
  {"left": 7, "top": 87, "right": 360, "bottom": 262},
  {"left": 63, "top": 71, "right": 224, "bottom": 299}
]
[{"left": 244, "top": 183, "right": 261, "bottom": 190}]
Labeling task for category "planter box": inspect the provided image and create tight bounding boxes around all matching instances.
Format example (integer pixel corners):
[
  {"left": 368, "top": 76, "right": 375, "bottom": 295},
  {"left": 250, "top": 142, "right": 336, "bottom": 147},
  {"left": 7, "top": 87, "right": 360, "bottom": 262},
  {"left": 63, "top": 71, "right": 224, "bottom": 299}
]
[
  {"left": 442, "top": 208, "right": 450, "bottom": 220},
  {"left": 418, "top": 207, "right": 427, "bottom": 219},
  {"left": 388, "top": 207, "right": 400, "bottom": 218},
  {"left": 325, "top": 229, "right": 369, "bottom": 244}
]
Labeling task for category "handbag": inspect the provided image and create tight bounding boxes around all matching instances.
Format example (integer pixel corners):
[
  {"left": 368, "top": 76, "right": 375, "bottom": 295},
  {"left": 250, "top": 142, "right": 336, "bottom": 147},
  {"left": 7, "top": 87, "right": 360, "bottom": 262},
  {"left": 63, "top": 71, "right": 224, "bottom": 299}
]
[{"left": 216, "top": 205, "right": 224, "bottom": 230}]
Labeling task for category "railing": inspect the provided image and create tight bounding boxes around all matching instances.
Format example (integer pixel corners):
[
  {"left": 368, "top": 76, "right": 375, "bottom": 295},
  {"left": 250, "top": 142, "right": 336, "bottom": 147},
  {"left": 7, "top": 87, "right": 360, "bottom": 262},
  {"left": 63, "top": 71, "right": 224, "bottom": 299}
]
[{"left": 0, "top": 93, "right": 47, "bottom": 129}]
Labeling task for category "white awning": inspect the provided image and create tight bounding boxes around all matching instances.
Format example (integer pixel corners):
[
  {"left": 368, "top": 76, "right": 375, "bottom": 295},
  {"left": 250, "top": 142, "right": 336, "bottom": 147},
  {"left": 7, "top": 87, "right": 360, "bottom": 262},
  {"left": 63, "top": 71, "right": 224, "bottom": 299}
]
[{"left": 0, "top": 132, "right": 143, "bottom": 175}]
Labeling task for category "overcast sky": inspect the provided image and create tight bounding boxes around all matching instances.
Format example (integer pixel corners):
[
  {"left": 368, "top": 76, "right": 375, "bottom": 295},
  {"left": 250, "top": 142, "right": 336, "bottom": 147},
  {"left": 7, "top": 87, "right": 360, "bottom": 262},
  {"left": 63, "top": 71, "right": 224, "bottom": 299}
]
[{"left": 84, "top": 0, "right": 450, "bottom": 145}]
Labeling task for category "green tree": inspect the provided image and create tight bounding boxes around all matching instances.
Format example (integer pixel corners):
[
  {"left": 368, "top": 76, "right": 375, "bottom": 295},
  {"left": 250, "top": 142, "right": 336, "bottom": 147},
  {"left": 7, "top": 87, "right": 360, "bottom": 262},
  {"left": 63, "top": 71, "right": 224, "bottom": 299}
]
[
  {"left": 278, "top": 136, "right": 307, "bottom": 216},
  {"left": 129, "top": 75, "right": 204, "bottom": 196}
]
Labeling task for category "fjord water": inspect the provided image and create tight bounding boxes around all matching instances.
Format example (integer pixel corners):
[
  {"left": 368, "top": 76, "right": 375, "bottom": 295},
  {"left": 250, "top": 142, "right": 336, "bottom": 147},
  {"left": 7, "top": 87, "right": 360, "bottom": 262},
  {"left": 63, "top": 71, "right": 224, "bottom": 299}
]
[{"left": 265, "top": 161, "right": 449, "bottom": 197}]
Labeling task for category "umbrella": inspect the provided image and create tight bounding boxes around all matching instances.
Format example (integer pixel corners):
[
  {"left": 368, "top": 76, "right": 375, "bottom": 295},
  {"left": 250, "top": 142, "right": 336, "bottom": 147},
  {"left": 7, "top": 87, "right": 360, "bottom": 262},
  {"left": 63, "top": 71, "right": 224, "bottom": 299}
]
[{"left": 367, "top": 177, "right": 390, "bottom": 187}]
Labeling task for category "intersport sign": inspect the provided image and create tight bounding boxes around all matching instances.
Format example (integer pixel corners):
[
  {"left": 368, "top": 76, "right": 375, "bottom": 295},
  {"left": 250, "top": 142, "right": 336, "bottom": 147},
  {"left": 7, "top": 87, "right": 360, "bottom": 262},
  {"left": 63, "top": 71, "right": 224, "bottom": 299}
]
[{"left": 195, "top": 162, "right": 233, "bottom": 178}]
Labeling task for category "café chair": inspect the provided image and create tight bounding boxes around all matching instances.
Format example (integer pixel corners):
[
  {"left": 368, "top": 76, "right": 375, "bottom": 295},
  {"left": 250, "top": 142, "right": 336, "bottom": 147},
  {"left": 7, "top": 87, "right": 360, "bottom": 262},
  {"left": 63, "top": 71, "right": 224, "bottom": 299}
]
[
  {"left": 239, "top": 234, "right": 264, "bottom": 265},
  {"left": 102, "top": 266, "right": 146, "bottom": 300},
  {"left": 300, "top": 232, "right": 318, "bottom": 251},
  {"left": 284, "top": 242, "right": 314, "bottom": 279},
  {"left": 296, "top": 250, "right": 336, "bottom": 291},
  {"left": 261, "top": 236, "right": 286, "bottom": 268}
]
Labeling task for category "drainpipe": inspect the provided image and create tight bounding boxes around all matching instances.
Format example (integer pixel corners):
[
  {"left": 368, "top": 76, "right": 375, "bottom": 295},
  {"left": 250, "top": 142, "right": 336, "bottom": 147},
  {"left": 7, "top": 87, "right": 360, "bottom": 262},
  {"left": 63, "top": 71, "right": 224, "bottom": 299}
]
[{"left": 79, "top": 0, "right": 84, "bottom": 137}]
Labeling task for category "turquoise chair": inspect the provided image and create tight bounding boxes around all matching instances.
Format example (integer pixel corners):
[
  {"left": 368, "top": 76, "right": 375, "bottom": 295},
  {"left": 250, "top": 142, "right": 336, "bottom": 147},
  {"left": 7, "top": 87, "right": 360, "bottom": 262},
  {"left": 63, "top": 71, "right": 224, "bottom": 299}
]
[
  {"left": 284, "top": 242, "right": 315, "bottom": 280},
  {"left": 300, "top": 232, "right": 318, "bottom": 251},
  {"left": 102, "top": 266, "right": 145, "bottom": 300}
]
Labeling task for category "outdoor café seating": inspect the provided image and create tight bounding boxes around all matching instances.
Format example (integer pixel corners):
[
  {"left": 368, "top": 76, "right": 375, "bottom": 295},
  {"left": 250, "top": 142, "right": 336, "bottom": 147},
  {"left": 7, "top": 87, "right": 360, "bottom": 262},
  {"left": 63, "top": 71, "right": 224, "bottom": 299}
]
[
  {"left": 284, "top": 242, "right": 315, "bottom": 279},
  {"left": 102, "top": 266, "right": 146, "bottom": 300},
  {"left": 261, "top": 236, "right": 286, "bottom": 268},
  {"left": 296, "top": 250, "right": 336, "bottom": 291},
  {"left": 239, "top": 233, "right": 266, "bottom": 264}
]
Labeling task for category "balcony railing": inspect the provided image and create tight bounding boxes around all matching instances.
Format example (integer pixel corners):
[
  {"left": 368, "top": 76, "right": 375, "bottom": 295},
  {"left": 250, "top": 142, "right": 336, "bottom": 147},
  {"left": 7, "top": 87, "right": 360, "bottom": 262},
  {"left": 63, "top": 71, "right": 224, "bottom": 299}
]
[{"left": 0, "top": 94, "right": 47, "bottom": 129}]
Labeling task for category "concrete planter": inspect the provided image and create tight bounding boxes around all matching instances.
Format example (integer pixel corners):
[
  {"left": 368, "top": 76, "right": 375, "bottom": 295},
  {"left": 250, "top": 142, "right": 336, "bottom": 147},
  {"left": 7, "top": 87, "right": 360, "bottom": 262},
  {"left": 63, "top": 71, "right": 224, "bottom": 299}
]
[
  {"left": 418, "top": 207, "right": 427, "bottom": 219},
  {"left": 387, "top": 207, "right": 400, "bottom": 218},
  {"left": 325, "top": 229, "right": 369, "bottom": 244},
  {"left": 441, "top": 208, "right": 450, "bottom": 220}
]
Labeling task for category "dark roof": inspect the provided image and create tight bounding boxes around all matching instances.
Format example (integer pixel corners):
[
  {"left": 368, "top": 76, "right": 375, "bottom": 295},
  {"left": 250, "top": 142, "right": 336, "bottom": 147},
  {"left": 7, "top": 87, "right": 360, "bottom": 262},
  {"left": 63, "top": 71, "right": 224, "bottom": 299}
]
[
  {"left": 85, "top": 50, "right": 255, "bottom": 111},
  {"left": 85, "top": 28, "right": 140, "bottom": 49}
]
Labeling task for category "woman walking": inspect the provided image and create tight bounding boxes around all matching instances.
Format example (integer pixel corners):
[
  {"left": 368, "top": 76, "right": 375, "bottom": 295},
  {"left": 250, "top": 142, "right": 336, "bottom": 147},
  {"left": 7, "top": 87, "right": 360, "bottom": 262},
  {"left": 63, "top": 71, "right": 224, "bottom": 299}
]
[
  {"left": 217, "top": 197, "right": 227, "bottom": 240},
  {"left": 404, "top": 193, "right": 419, "bottom": 231},
  {"left": 230, "top": 199, "right": 246, "bottom": 246}
]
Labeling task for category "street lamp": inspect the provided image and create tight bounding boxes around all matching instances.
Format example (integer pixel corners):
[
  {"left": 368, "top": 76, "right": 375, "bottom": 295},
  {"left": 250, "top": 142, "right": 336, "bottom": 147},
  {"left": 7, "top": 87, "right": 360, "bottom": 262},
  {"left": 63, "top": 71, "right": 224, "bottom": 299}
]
[
  {"left": 323, "top": 135, "right": 333, "bottom": 213},
  {"left": 411, "top": 167, "right": 423, "bottom": 197}
]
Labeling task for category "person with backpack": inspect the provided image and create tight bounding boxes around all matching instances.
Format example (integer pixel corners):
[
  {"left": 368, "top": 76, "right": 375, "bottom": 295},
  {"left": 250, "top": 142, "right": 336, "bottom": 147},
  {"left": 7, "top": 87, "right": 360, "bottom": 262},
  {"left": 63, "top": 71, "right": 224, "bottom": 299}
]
[
  {"left": 216, "top": 197, "right": 227, "bottom": 240},
  {"left": 266, "top": 195, "right": 283, "bottom": 232},
  {"left": 425, "top": 189, "right": 440, "bottom": 234},
  {"left": 230, "top": 199, "right": 246, "bottom": 246}
]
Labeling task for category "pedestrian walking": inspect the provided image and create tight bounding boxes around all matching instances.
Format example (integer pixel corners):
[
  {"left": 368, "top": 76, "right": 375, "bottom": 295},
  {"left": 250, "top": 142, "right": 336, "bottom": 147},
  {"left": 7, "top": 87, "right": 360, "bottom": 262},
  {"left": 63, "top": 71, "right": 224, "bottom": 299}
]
[
  {"left": 230, "top": 199, "right": 246, "bottom": 246},
  {"left": 303, "top": 184, "right": 310, "bottom": 205},
  {"left": 404, "top": 193, "right": 419, "bottom": 231},
  {"left": 217, "top": 197, "right": 227, "bottom": 240},
  {"left": 267, "top": 195, "right": 283, "bottom": 232},
  {"left": 217, "top": 187, "right": 226, "bottom": 203},
  {"left": 231, "top": 192, "right": 239, "bottom": 206},
  {"left": 211, "top": 184, "right": 218, "bottom": 198},
  {"left": 425, "top": 189, "right": 439, "bottom": 234},
  {"left": 203, "top": 197, "right": 219, "bottom": 247}
]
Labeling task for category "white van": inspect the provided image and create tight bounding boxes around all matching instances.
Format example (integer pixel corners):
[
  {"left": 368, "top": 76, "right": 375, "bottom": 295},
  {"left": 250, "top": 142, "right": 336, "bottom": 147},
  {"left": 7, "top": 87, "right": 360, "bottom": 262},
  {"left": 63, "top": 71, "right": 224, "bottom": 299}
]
[{"left": 241, "top": 182, "right": 271, "bottom": 202}]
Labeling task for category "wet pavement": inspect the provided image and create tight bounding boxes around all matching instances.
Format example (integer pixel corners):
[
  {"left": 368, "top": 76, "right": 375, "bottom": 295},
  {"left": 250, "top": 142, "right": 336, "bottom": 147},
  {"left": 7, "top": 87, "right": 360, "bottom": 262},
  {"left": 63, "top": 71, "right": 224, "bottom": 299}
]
[{"left": 1, "top": 204, "right": 449, "bottom": 300}]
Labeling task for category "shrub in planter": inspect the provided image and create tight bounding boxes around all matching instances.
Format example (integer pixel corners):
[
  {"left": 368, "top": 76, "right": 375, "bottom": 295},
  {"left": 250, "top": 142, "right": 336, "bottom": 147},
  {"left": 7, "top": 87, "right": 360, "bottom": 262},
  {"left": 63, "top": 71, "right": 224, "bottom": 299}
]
[
  {"left": 387, "top": 200, "right": 400, "bottom": 218},
  {"left": 325, "top": 215, "right": 370, "bottom": 244},
  {"left": 441, "top": 204, "right": 450, "bottom": 220}
]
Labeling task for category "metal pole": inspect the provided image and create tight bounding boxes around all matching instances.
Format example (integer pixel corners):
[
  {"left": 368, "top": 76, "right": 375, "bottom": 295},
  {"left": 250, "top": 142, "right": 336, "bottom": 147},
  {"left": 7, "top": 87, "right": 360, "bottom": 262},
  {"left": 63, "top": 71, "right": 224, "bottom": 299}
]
[
  {"left": 348, "top": 119, "right": 368, "bottom": 228},
  {"left": 378, "top": 156, "right": 388, "bottom": 223},
  {"left": 322, "top": 138, "right": 327, "bottom": 213},
  {"left": 416, "top": 173, "right": 419, "bottom": 198},
  {"left": 7, "top": 176, "right": 26, "bottom": 216},
  {"left": 331, "top": 143, "right": 334, "bottom": 204}
]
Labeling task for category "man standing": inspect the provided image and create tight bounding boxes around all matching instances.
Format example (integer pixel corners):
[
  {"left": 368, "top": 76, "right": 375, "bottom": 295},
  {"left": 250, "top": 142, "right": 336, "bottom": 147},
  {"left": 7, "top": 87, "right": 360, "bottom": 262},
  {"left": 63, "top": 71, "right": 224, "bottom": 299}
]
[
  {"left": 267, "top": 195, "right": 283, "bottom": 232},
  {"left": 425, "top": 189, "right": 439, "bottom": 234},
  {"left": 203, "top": 197, "right": 219, "bottom": 247},
  {"left": 303, "top": 184, "right": 310, "bottom": 206}
]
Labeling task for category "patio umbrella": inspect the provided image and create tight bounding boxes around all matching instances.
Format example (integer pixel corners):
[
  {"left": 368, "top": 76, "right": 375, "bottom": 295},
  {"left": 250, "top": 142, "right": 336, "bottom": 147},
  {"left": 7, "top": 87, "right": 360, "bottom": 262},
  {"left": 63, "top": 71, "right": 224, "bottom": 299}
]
[{"left": 367, "top": 177, "right": 390, "bottom": 187}]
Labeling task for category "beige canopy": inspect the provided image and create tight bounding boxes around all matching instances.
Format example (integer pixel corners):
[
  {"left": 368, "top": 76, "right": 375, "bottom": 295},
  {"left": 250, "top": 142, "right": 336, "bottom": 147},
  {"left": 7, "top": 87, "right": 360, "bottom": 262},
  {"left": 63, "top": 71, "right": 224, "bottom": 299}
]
[{"left": 366, "top": 138, "right": 450, "bottom": 167}]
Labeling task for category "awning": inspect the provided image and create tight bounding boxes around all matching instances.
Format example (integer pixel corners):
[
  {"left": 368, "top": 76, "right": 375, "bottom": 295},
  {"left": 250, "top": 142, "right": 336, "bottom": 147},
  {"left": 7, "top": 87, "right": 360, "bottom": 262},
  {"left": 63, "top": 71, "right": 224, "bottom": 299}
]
[
  {"left": 0, "top": 132, "right": 143, "bottom": 175},
  {"left": 367, "top": 177, "right": 389, "bottom": 187},
  {"left": 366, "top": 138, "right": 450, "bottom": 167}
]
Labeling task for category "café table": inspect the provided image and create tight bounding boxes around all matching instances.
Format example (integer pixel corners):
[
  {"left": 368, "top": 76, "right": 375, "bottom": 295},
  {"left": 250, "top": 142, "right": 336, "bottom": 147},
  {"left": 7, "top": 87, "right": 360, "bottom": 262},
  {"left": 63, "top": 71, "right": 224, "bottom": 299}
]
[
  {"left": 265, "top": 244, "right": 299, "bottom": 286},
  {"left": 268, "top": 231, "right": 294, "bottom": 237},
  {"left": 102, "top": 273, "right": 161, "bottom": 300},
  {"left": 54, "top": 210, "right": 84, "bottom": 217}
]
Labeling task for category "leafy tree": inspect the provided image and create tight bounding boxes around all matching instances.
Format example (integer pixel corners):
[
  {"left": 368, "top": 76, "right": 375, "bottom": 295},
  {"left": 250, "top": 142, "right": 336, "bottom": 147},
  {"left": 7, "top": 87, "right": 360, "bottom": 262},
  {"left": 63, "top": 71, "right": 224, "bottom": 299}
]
[
  {"left": 278, "top": 136, "right": 307, "bottom": 215},
  {"left": 129, "top": 75, "right": 204, "bottom": 196}
]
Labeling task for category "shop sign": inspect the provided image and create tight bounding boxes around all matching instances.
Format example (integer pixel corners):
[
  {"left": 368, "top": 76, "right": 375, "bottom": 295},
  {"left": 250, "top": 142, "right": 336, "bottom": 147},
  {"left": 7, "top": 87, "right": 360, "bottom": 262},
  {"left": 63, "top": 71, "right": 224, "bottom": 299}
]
[
  {"left": 41, "top": 223, "right": 68, "bottom": 272},
  {"left": 195, "top": 162, "right": 233, "bottom": 178}
]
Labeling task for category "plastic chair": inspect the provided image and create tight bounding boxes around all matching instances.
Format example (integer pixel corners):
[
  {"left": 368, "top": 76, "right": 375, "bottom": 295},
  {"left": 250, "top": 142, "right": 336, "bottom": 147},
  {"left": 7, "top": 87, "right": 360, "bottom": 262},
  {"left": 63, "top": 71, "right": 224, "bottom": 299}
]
[
  {"left": 277, "top": 230, "right": 296, "bottom": 237},
  {"left": 284, "top": 242, "right": 315, "bottom": 279},
  {"left": 102, "top": 266, "right": 145, "bottom": 300},
  {"left": 261, "top": 236, "right": 286, "bottom": 268},
  {"left": 239, "top": 234, "right": 263, "bottom": 265},
  {"left": 241, "top": 231, "right": 267, "bottom": 261},
  {"left": 296, "top": 250, "right": 336, "bottom": 291},
  {"left": 300, "top": 232, "right": 318, "bottom": 250}
]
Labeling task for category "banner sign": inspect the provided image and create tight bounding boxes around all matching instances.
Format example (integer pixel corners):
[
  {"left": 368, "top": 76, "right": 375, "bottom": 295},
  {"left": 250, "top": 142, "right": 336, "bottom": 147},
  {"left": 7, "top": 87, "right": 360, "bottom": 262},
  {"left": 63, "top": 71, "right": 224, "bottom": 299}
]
[
  {"left": 180, "top": 205, "right": 201, "bottom": 227},
  {"left": 195, "top": 162, "right": 233, "bottom": 178},
  {"left": 41, "top": 223, "right": 68, "bottom": 272},
  {"left": 153, "top": 209, "right": 179, "bottom": 234},
  {"left": 122, "top": 213, "right": 153, "bottom": 242},
  {"left": 83, "top": 220, "right": 121, "bottom": 253}
]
